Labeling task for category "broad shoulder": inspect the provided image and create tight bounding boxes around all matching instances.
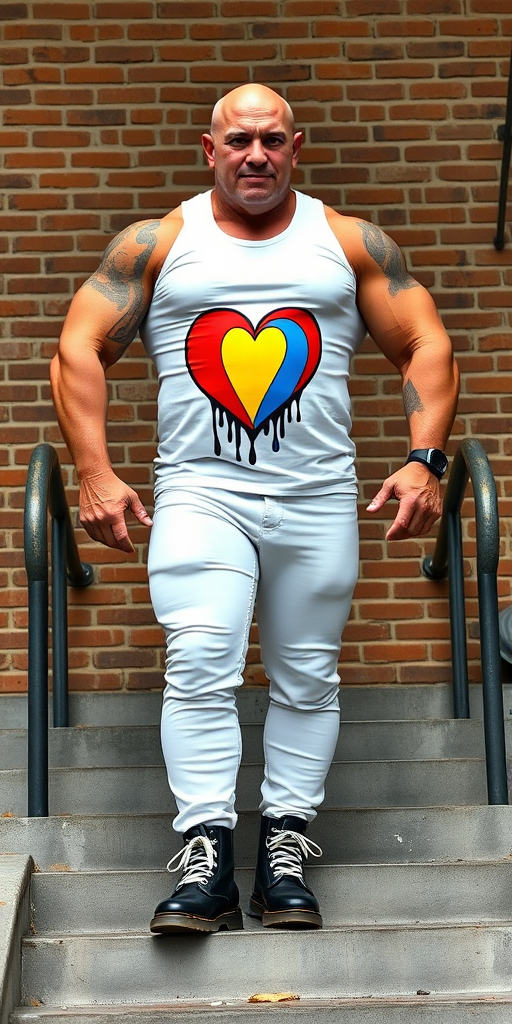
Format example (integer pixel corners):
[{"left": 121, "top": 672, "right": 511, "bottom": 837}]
[
  {"left": 100, "top": 208, "right": 185, "bottom": 285},
  {"left": 151, "top": 207, "right": 185, "bottom": 279},
  {"left": 323, "top": 205, "right": 411, "bottom": 285},
  {"left": 323, "top": 206, "right": 374, "bottom": 273}
]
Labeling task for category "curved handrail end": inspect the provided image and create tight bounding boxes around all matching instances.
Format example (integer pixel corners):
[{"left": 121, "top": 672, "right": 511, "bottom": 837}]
[
  {"left": 422, "top": 555, "right": 447, "bottom": 581},
  {"left": 67, "top": 562, "right": 94, "bottom": 588}
]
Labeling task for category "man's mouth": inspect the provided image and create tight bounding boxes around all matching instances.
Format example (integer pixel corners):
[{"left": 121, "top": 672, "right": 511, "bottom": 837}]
[{"left": 239, "top": 174, "right": 274, "bottom": 181}]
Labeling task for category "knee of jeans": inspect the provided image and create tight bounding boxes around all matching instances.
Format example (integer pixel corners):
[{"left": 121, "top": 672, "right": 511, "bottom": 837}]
[
  {"left": 268, "top": 666, "right": 340, "bottom": 713},
  {"left": 163, "top": 626, "right": 246, "bottom": 700}
]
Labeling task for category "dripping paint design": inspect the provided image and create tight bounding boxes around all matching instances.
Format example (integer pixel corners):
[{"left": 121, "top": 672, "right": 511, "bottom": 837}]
[{"left": 185, "top": 307, "right": 322, "bottom": 465}]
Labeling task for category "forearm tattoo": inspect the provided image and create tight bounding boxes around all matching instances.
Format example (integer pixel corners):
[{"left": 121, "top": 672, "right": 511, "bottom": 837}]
[
  {"left": 87, "top": 221, "right": 160, "bottom": 346},
  {"left": 358, "top": 222, "right": 419, "bottom": 297},
  {"left": 403, "top": 379, "right": 424, "bottom": 419}
]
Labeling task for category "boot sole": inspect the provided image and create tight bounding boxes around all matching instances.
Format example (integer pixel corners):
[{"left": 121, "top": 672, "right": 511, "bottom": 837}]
[
  {"left": 150, "top": 908, "right": 244, "bottom": 934},
  {"left": 249, "top": 897, "right": 322, "bottom": 929}
]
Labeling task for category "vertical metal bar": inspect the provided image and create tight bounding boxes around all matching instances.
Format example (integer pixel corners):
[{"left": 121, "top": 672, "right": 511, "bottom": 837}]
[
  {"left": 478, "top": 572, "right": 508, "bottom": 804},
  {"left": 52, "top": 514, "right": 69, "bottom": 729},
  {"left": 27, "top": 580, "right": 49, "bottom": 817},
  {"left": 447, "top": 511, "right": 470, "bottom": 720}
]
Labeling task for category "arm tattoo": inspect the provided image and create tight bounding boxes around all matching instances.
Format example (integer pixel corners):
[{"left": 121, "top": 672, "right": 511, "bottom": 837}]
[
  {"left": 403, "top": 379, "right": 424, "bottom": 419},
  {"left": 358, "top": 221, "right": 419, "bottom": 297},
  {"left": 87, "top": 221, "right": 160, "bottom": 346}
]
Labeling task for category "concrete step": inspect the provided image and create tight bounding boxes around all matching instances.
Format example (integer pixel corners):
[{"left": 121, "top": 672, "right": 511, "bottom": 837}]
[
  {"left": 10, "top": 994, "right": 512, "bottom": 1024},
  {"left": 0, "top": 718, "right": 506, "bottom": 770},
  {"left": 0, "top": 758, "right": 490, "bottom": 817},
  {"left": 30, "top": 860, "right": 512, "bottom": 933},
  {"left": 2, "top": 684, "right": 512, "bottom": 730},
  {"left": 18, "top": 924, "right": 512, "bottom": 1005},
  {"left": 2, "top": 807, "right": 512, "bottom": 871}
]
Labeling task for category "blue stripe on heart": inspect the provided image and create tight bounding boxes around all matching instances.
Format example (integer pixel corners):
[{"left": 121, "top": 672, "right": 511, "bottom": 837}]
[{"left": 253, "top": 318, "right": 309, "bottom": 428}]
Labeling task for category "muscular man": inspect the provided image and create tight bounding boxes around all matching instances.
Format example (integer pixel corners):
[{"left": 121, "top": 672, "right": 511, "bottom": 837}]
[{"left": 51, "top": 84, "right": 459, "bottom": 935}]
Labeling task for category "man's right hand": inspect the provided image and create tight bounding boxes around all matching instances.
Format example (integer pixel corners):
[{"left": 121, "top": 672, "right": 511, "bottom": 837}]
[{"left": 79, "top": 471, "right": 153, "bottom": 552}]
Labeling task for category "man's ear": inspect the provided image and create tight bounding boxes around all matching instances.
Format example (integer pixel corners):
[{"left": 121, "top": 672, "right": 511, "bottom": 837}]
[
  {"left": 291, "top": 131, "right": 304, "bottom": 167},
  {"left": 201, "top": 134, "right": 215, "bottom": 168}
]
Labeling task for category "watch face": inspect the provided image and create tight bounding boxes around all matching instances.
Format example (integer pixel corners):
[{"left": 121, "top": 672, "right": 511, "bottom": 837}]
[{"left": 429, "top": 448, "right": 448, "bottom": 474}]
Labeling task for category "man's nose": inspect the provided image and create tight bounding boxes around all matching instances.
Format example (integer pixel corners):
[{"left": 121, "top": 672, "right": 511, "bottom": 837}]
[{"left": 246, "top": 139, "right": 267, "bottom": 164}]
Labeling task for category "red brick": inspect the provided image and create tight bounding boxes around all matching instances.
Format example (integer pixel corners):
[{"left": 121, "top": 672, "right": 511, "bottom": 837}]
[
  {"left": 95, "top": 45, "right": 155, "bottom": 63},
  {"left": 5, "top": 23, "right": 62, "bottom": 40},
  {"left": 159, "top": 1, "right": 216, "bottom": 12},
  {"left": 346, "top": 0, "right": 401, "bottom": 11},
  {"left": 377, "top": 18, "right": 434, "bottom": 35},
  {"left": 95, "top": 1, "right": 154, "bottom": 14},
  {"left": 65, "top": 68, "right": 124, "bottom": 83},
  {"left": 347, "top": 43, "right": 404, "bottom": 60},
  {"left": 389, "top": 103, "right": 447, "bottom": 120}
]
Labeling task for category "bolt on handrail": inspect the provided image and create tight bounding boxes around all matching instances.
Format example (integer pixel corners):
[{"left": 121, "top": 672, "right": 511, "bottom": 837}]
[
  {"left": 422, "top": 438, "right": 508, "bottom": 805},
  {"left": 24, "top": 443, "right": 93, "bottom": 817}
]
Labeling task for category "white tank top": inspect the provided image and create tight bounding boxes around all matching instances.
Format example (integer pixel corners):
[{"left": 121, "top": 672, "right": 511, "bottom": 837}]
[{"left": 140, "top": 189, "right": 366, "bottom": 498}]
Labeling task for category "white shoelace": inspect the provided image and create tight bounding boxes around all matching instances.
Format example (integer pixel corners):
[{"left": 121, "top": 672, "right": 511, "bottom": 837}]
[
  {"left": 166, "top": 834, "right": 217, "bottom": 889},
  {"left": 267, "top": 828, "right": 323, "bottom": 881}
]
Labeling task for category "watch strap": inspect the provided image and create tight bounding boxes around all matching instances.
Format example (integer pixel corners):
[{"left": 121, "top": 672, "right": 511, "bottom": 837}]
[{"left": 405, "top": 448, "right": 448, "bottom": 479}]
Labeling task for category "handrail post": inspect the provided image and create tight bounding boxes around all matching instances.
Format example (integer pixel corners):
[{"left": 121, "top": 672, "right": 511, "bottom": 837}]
[
  {"left": 447, "top": 509, "right": 470, "bottom": 720},
  {"left": 27, "top": 579, "right": 50, "bottom": 817},
  {"left": 52, "top": 514, "right": 69, "bottom": 729},
  {"left": 24, "top": 443, "right": 93, "bottom": 817}
]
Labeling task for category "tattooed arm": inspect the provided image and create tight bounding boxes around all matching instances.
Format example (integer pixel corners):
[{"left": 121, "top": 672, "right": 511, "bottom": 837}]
[
  {"left": 51, "top": 212, "right": 183, "bottom": 551},
  {"left": 326, "top": 211, "right": 459, "bottom": 540}
]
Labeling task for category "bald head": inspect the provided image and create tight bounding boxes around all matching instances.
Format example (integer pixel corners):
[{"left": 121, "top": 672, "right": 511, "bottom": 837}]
[
  {"left": 210, "top": 85, "right": 294, "bottom": 137},
  {"left": 202, "top": 83, "right": 303, "bottom": 224}
]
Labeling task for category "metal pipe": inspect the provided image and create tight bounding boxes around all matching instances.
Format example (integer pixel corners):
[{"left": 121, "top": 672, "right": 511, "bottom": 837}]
[
  {"left": 27, "top": 580, "right": 49, "bottom": 817},
  {"left": 52, "top": 515, "right": 69, "bottom": 729},
  {"left": 447, "top": 511, "right": 469, "bottom": 720},
  {"left": 478, "top": 572, "right": 508, "bottom": 804}
]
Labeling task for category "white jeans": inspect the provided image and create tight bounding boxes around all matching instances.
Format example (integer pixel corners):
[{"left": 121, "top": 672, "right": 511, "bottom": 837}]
[{"left": 148, "top": 487, "right": 359, "bottom": 833}]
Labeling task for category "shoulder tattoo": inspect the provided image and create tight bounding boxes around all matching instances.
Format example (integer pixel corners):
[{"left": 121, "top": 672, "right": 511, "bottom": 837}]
[
  {"left": 358, "top": 221, "right": 419, "bottom": 297},
  {"left": 87, "top": 221, "right": 160, "bottom": 346},
  {"left": 403, "top": 379, "right": 424, "bottom": 419}
]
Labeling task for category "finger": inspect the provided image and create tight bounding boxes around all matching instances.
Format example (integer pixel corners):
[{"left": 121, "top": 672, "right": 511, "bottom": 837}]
[
  {"left": 366, "top": 482, "right": 394, "bottom": 513},
  {"left": 386, "top": 506, "right": 440, "bottom": 541},
  {"left": 129, "top": 497, "right": 153, "bottom": 527},
  {"left": 110, "top": 520, "right": 135, "bottom": 552},
  {"left": 80, "top": 511, "right": 134, "bottom": 552}
]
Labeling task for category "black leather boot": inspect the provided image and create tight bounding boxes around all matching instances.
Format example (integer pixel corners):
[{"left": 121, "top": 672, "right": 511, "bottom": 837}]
[
  {"left": 150, "top": 823, "right": 243, "bottom": 934},
  {"left": 249, "top": 814, "right": 323, "bottom": 928}
]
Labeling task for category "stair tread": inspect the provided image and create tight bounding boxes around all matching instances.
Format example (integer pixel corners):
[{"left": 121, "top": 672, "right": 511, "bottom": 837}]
[
  {"left": 19, "top": 923, "right": 512, "bottom": 1004},
  {"left": 11, "top": 991, "right": 512, "bottom": 1022},
  {"left": 3, "top": 806, "right": 512, "bottom": 869}
]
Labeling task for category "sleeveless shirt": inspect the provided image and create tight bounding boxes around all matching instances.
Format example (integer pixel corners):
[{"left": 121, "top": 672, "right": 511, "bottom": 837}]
[{"left": 140, "top": 189, "right": 367, "bottom": 499}]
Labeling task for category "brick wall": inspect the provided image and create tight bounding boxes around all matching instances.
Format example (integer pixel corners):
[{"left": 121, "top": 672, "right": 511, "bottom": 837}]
[{"left": 1, "top": 1, "right": 512, "bottom": 693}]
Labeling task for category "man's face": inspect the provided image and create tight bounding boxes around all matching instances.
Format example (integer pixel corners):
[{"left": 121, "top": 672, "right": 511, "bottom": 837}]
[{"left": 202, "top": 94, "right": 303, "bottom": 216}]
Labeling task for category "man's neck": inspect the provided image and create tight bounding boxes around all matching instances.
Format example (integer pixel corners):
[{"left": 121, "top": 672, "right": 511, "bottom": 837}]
[{"left": 211, "top": 190, "right": 296, "bottom": 240}]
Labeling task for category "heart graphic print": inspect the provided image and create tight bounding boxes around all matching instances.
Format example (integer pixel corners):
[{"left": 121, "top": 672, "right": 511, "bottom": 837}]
[{"left": 185, "top": 307, "right": 322, "bottom": 464}]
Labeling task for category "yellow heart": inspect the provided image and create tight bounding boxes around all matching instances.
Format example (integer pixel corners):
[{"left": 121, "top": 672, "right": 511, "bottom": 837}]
[{"left": 221, "top": 326, "right": 286, "bottom": 424}]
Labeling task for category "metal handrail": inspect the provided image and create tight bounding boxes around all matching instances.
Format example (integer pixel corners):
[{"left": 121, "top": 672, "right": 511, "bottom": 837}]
[
  {"left": 423, "top": 438, "right": 508, "bottom": 805},
  {"left": 24, "top": 443, "right": 93, "bottom": 817}
]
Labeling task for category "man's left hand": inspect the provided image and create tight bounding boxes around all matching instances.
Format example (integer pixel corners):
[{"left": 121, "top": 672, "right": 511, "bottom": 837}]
[{"left": 366, "top": 462, "right": 443, "bottom": 540}]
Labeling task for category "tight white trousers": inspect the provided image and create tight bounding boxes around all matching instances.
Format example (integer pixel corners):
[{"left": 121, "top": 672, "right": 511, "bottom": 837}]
[{"left": 147, "top": 487, "right": 359, "bottom": 833}]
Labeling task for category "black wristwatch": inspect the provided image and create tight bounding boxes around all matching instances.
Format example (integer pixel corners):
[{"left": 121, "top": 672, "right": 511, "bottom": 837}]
[{"left": 405, "top": 448, "right": 448, "bottom": 480}]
